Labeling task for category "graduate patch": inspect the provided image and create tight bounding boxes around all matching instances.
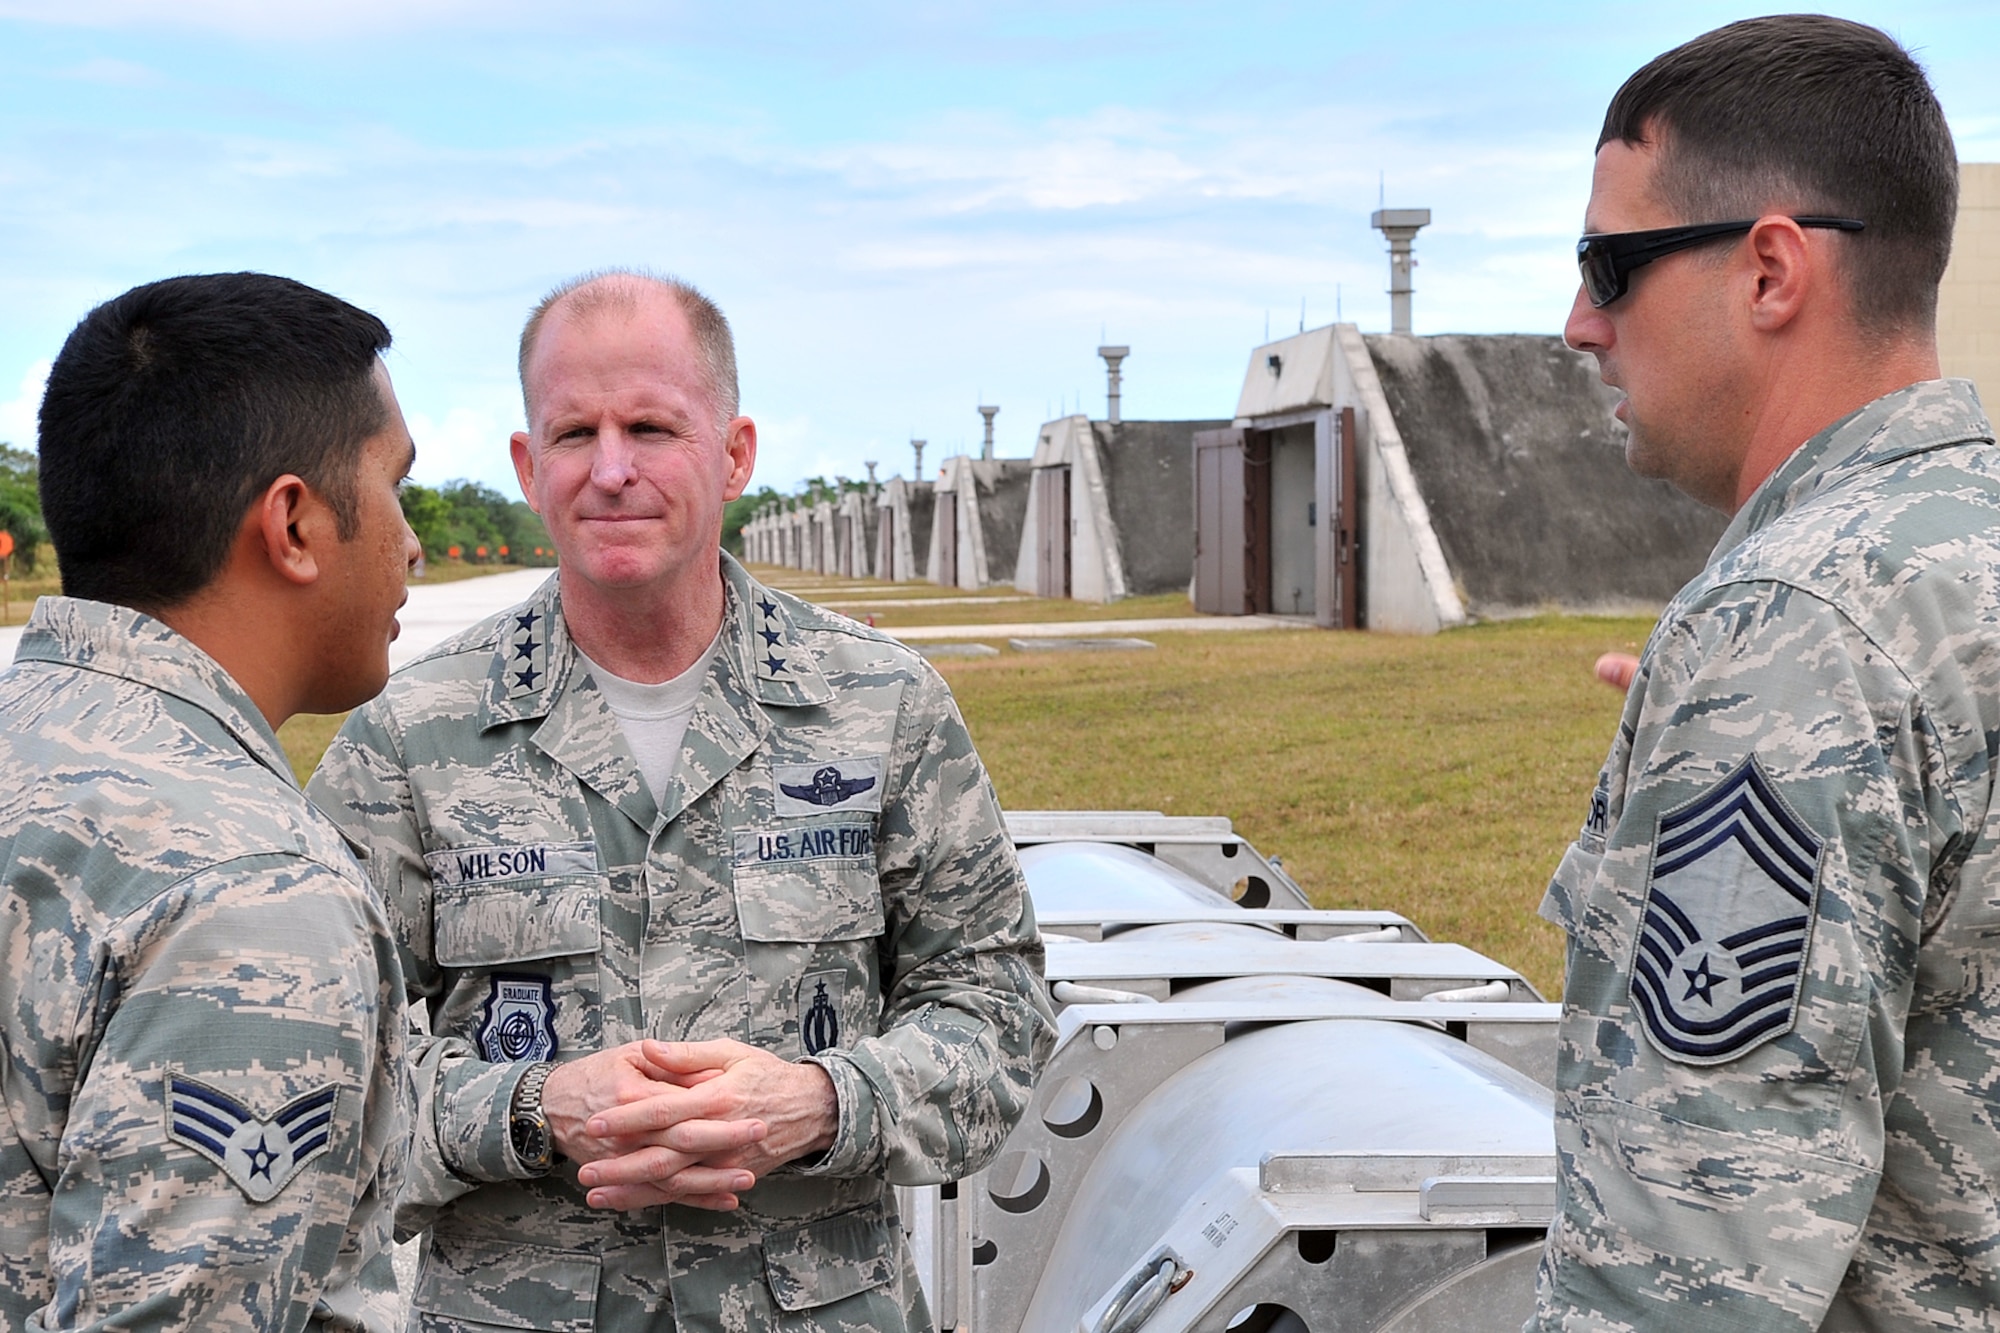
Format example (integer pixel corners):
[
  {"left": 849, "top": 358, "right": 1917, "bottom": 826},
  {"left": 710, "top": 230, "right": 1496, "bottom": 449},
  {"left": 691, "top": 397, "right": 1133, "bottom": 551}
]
[
  {"left": 773, "top": 757, "right": 885, "bottom": 815},
  {"left": 165, "top": 1072, "right": 339, "bottom": 1203},
  {"left": 477, "top": 974, "right": 559, "bottom": 1063},
  {"left": 1631, "top": 755, "right": 1822, "bottom": 1065},
  {"left": 798, "top": 970, "right": 846, "bottom": 1055}
]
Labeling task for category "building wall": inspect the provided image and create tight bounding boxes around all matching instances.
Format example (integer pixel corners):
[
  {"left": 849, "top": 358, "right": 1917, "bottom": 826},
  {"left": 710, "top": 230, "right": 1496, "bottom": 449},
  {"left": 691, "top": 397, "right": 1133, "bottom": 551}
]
[
  {"left": 1940, "top": 163, "right": 2000, "bottom": 403},
  {"left": 1096, "top": 419, "right": 1225, "bottom": 598},
  {"left": 1362, "top": 332, "right": 1725, "bottom": 617}
]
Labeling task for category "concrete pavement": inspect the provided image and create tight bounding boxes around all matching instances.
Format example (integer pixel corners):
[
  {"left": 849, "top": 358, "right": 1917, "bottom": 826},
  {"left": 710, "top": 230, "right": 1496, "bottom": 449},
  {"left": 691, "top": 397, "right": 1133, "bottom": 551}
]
[{"left": 0, "top": 569, "right": 1303, "bottom": 669}]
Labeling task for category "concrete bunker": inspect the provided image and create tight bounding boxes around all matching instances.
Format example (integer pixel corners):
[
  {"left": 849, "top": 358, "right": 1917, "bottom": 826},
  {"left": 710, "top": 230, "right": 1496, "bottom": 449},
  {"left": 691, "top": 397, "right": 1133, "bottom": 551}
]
[
  {"left": 874, "top": 475, "right": 935, "bottom": 582},
  {"left": 930, "top": 455, "right": 1033, "bottom": 589},
  {"left": 1205, "top": 323, "right": 1725, "bottom": 631},
  {"left": 1015, "top": 413, "right": 1229, "bottom": 602}
]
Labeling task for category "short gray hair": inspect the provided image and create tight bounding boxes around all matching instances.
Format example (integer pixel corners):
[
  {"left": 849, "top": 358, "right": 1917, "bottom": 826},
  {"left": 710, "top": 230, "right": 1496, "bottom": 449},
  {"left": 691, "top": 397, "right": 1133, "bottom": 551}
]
[{"left": 517, "top": 269, "right": 739, "bottom": 433}]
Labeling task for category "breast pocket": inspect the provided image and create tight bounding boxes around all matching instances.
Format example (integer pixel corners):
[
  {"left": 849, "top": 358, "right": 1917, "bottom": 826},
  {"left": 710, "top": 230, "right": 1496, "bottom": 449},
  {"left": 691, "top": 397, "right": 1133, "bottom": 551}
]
[
  {"left": 429, "top": 845, "right": 605, "bottom": 1062},
  {"left": 732, "top": 820, "right": 886, "bottom": 1058}
]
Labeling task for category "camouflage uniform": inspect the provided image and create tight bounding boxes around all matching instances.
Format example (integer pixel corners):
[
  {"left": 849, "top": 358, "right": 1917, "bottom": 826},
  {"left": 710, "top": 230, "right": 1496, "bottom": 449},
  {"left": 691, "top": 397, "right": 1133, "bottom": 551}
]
[
  {"left": 309, "top": 554, "right": 1054, "bottom": 1333},
  {"left": 0, "top": 598, "right": 407, "bottom": 1332},
  {"left": 1530, "top": 380, "right": 2000, "bottom": 1330}
]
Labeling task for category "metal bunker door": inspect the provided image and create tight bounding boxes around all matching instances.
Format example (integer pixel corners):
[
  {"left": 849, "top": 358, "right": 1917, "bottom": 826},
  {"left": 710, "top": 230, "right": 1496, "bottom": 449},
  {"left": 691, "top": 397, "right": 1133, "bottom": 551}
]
[
  {"left": 1312, "top": 407, "right": 1362, "bottom": 628},
  {"left": 933, "top": 492, "right": 959, "bottom": 588},
  {"left": 875, "top": 505, "right": 895, "bottom": 581},
  {"left": 1035, "top": 465, "right": 1072, "bottom": 599},
  {"left": 1193, "top": 428, "right": 1272, "bottom": 615}
]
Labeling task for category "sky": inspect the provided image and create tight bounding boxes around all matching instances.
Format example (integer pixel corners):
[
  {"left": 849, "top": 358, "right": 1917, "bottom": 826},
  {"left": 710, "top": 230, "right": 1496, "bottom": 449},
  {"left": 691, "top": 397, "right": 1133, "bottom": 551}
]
[{"left": 2, "top": 2, "right": 1997, "bottom": 495}]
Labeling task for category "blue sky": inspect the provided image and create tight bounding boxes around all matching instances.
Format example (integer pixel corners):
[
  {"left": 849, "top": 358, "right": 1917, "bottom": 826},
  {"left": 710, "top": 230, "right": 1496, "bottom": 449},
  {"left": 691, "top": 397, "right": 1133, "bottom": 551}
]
[{"left": 2, "top": 1, "right": 1996, "bottom": 493}]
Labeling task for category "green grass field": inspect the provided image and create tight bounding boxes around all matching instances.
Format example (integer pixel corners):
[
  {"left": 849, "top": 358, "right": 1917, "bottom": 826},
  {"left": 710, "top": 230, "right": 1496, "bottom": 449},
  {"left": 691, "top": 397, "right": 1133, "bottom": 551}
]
[{"left": 280, "top": 611, "right": 1649, "bottom": 997}]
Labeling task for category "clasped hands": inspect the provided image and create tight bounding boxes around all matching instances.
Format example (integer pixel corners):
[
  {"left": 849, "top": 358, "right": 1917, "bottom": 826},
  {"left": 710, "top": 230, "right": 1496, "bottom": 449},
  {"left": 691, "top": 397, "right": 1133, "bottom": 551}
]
[{"left": 538, "top": 1038, "right": 838, "bottom": 1213}]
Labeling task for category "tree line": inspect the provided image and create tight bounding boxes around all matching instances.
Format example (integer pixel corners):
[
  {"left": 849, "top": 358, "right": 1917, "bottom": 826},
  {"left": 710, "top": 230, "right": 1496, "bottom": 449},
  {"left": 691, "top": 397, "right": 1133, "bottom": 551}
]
[
  {"left": 0, "top": 449, "right": 556, "bottom": 574},
  {"left": 398, "top": 481, "right": 556, "bottom": 566}
]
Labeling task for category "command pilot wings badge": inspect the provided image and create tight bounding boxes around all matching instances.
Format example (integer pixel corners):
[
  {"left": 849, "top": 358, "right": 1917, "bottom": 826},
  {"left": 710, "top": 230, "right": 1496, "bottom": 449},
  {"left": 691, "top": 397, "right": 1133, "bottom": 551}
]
[
  {"left": 1630, "top": 755, "right": 1823, "bottom": 1065},
  {"left": 165, "top": 1072, "right": 340, "bottom": 1202},
  {"left": 774, "top": 755, "right": 886, "bottom": 815}
]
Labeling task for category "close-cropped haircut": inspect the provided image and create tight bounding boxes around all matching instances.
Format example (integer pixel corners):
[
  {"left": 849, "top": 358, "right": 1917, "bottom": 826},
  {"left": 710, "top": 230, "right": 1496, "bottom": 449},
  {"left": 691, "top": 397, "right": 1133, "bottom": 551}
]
[
  {"left": 38, "top": 272, "right": 391, "bottom": 610},
  {"left": 1601, "top": 15, "right": 1958, "bottom": 332},
  {"left": 517, "top": 269, "right": 738, "bottom": 433}
]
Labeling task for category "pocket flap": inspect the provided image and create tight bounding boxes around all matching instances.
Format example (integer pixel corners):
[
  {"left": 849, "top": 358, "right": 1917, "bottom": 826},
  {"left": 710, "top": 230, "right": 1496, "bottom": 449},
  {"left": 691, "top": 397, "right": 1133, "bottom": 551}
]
[
  {"left": 762, "top": 1205, "right": 898, "bottom": 1312},
  {"left": 734, "top": 835, "right": 885, "bottom": 943},
  {"left": 434, "top": 877, "right": 601, "bottom": 968},
  {"left": 414, "top": 1231, "right": 601, "bottom": 1333}
]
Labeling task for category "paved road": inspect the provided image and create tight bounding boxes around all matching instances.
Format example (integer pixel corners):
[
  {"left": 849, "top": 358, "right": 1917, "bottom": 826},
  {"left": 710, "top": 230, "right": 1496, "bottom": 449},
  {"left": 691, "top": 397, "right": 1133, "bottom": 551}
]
[
  {"left": 0, "top": 568, "right": 555, "bottom": 670},
  {"left": 1, "top": 569, "right": 1301, "bottom": 666}
]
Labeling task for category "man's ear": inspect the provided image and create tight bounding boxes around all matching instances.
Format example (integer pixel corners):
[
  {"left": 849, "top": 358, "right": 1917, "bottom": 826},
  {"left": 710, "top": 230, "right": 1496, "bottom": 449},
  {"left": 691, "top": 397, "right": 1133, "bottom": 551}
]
[
  {"left": 253, "top": 473, "right": 325, "bottom": 588},
  {"left": 510, "top": 432, "right": 541, "bottom": 514},
  {"left": 1744, "top": 215, "right": 1816, "bottom": 333},
  {"left": 722, "top": 417, "right": 758, "bottom": 502}
]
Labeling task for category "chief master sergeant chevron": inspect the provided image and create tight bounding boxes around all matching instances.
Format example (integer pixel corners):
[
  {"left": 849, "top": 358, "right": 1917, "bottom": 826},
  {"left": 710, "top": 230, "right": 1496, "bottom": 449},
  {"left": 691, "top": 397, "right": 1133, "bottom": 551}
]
[
  {"left": 1530, "top": 16, "right": 2000, "bottom": 1331},
  {"left": 0, "top": 273, "right": 417, "bottom": 1330},
  {"left": 309, "top": 269, "right": 1056, "bottom": 1331}
]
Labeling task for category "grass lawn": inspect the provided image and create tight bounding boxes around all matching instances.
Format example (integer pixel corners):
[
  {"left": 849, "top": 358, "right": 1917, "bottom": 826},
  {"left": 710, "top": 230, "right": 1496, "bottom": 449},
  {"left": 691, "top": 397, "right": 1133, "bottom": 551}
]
[
  {"left": 280, "top": 612, "right": 1651, "bottom": 997},
  {"left": 744, "top": 565, "right": 1201, "bottom": 628}
]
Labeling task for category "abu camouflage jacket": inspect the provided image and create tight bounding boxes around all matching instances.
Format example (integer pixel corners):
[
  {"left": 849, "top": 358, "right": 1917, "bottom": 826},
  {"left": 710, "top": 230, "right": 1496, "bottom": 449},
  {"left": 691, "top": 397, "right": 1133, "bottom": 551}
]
[
  {"left": 0, "top": 598, "right": 406, "bottom": 1332},
  {"left": 1531, "top": 381, "right": 2000, "bottom": 1330},
  {"left": 310, "top": 555, "right": 1054, "bottom": 1332}
]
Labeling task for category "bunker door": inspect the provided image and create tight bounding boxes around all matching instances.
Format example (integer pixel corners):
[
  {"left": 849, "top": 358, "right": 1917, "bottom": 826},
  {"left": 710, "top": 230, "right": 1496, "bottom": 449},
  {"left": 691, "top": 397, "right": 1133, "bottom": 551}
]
[
  {"left": 934, "top": 493, "right": 959, "bottom": 587},
  {"left": 1193, "top": 428, "right": 1273, "bottom": 615},
  {"left": 1035, "top": 465, "right": 1072, "bottom": 599}
]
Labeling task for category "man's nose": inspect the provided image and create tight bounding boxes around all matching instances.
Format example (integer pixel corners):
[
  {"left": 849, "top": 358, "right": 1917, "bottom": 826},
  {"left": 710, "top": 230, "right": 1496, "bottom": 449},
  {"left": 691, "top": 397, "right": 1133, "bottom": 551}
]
[
  {"left": 1564, "top": 283, "right": 1610, "bottom": 355},
  {"left": 590, "top": 429, "right": 638, "bottom": 490}
]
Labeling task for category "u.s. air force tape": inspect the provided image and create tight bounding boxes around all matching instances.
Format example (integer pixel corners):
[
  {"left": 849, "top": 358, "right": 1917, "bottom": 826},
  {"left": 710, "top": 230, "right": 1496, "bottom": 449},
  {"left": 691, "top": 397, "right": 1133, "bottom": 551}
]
[{"left": 734, "top": 824, "right": 875, "bottom": 867}]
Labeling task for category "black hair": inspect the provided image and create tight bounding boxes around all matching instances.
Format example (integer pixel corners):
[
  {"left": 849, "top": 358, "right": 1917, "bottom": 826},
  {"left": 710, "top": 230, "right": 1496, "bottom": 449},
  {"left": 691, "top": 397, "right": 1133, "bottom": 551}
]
[
  {"left": 38, "top": 272, "right": 392, "bottom": 609},
  {"left": 1601, "top": 15, "right": 1958, "bottom": 331}
]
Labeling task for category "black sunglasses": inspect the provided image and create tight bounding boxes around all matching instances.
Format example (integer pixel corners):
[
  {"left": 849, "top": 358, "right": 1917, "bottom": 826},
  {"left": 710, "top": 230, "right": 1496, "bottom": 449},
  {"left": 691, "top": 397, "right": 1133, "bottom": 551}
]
[{"left": 1576, "top": 216, "right": 1865, "bottom": 307}]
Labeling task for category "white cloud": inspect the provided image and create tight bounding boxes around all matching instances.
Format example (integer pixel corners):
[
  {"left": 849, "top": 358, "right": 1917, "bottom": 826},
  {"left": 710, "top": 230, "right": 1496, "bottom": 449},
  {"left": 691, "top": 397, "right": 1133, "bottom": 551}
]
[
  {"left": 403, "top": 401, "right": 522, "bottom": 492},
  {"left": 0, "top": 362, "right": 48, "bottom": 451}
]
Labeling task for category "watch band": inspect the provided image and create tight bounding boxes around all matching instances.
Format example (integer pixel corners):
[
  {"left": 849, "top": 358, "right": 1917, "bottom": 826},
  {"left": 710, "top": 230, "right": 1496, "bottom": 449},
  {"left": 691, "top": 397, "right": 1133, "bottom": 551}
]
[{"left": 508, "top": 1061, "right": 556, "bottom": 1173}]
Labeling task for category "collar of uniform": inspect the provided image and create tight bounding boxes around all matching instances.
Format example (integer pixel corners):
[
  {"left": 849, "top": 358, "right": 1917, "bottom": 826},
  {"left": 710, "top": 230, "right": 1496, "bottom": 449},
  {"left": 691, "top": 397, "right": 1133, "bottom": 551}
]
[
  {"left": 723, "top": 553, "right": 833, "bottom": 709},
  {"left": 12, "top": 596, "right": 298, "bottom": 789},
  {"left": 1713, "top": 378, "right": 1995, "bottom": 563},
  {"left": 479, "top": 573, "right": 570, "bottom": 730}
]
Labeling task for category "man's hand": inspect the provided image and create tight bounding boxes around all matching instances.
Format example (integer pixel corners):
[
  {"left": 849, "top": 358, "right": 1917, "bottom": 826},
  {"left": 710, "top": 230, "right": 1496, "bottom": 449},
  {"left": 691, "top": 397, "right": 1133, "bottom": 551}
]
[
  {"left": 573, "top": 1039, "right": 839, "bottom": 1212},
  {"left": 1595, "top": 652, "right": 1641, "bottom": 691},
  {"left": 539, "top": 1042, "right": 767, "bottom": 1211}
]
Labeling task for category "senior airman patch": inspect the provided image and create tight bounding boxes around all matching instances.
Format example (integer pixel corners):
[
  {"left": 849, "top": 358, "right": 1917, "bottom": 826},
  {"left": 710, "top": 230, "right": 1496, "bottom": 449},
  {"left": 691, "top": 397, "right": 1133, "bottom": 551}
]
[
  {"left": 165, "top": 1072, "right": 340, "bottom": 1203},
  {"left": 1630, "top": 755, "right": 1822, "bottom": 1065}
]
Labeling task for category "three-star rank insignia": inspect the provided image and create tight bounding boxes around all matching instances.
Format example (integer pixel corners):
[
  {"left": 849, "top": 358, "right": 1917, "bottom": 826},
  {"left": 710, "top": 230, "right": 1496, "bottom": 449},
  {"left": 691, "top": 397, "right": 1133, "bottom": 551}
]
[
  {"left": 165, "top": 1072, "right": 341, "bottom": 1202},
  {"left": 755, "top": 595, "right": 790, "bottom": 681},
  {"left": 506, "top": 608, "right": 548, "bottom": 698},
  {"left": 1630, "top": 755, "right": 1823, "bottom": 1065}
]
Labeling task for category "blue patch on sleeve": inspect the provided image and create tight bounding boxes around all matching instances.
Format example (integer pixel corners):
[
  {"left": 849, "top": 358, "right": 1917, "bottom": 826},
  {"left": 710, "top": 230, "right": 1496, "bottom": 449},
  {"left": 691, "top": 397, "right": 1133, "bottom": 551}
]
[{"left": 1630, "top": 755, "right": 1822, "bottom": 1064}]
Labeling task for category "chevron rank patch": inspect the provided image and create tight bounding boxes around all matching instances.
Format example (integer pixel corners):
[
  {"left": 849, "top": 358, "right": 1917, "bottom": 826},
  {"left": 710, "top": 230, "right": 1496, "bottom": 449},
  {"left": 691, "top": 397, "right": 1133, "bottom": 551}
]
[
  {"left": 1631, "top": 755, "right": 1823, "bottom": 1065},
  {"left": 165, "top": 1072, "right": 340, "bottom": 1203},
  {"left": 773, "top": 756, "right": 885, "bottom": 816}
]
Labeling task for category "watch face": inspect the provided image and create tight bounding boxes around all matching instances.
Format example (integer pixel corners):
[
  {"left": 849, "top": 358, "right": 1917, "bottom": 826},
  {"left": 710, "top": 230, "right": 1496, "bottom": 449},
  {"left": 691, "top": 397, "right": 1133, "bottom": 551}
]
[{"left": 511, "top": 1118, "right": 550, "bottom": 1167}]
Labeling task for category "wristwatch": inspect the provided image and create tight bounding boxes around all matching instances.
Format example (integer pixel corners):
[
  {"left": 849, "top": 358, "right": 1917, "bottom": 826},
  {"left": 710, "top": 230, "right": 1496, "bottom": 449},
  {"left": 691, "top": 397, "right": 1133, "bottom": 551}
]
[{"left": 508, "top": 1061, "right": 556, "bottom": 1173}]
